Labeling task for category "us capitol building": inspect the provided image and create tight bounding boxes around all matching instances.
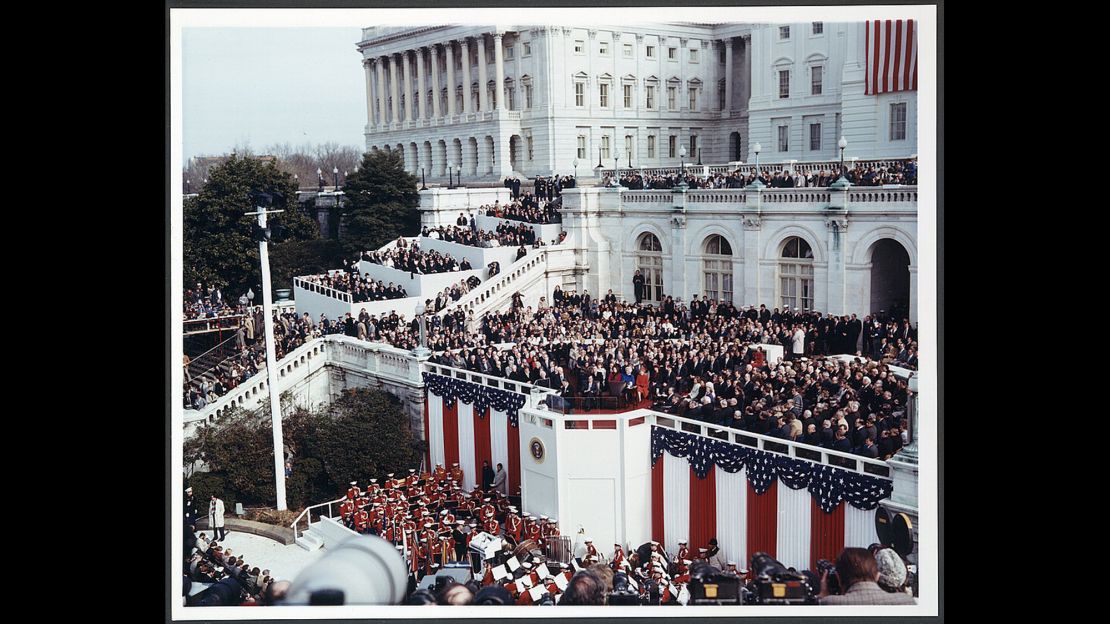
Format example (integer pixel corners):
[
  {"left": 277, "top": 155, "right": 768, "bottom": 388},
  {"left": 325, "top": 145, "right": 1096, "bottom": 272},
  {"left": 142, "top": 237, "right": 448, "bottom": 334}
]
[{"left": 356, "top": 21, "right": 916, "bottom": 179}]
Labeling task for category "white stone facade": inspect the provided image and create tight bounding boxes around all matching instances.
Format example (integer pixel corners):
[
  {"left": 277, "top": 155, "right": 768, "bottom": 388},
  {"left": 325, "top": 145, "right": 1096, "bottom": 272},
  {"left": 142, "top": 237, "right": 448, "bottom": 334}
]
[
  {"left": 560, "top": 185, "right": 918, "bottom": 322},
  {"left": 357, "top": 22, "right": 916, "bottom": 180}
]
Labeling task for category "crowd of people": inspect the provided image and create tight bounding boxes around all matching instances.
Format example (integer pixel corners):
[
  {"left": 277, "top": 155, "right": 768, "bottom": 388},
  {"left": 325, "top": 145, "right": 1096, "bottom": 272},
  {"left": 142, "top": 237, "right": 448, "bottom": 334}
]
[
  {"left": 422, "top": 223, "right": 539, "bottom": 250},
  {"left": 416, "top": 292, "right": 915, "bottom": 461},
  {"left": 184, "top": 284, "right": 241, "bottom": 320},
  {"left": 360, "top": 238, "right": 471, "bottom": 276},
  {"left": 504, "top": 174, "right": 575, "bottom": 202},
  {"left": 609, "top": 159, "right": 917, "bottom": 191},
  {"left": 183, "top": 488, "right": 287, "bottom": 605},
  {"left": 482, "top": 195, "right": 563, "bottom": 225},
  {"left": 298, "top": 270, "right": 410, "bottom": 302}
]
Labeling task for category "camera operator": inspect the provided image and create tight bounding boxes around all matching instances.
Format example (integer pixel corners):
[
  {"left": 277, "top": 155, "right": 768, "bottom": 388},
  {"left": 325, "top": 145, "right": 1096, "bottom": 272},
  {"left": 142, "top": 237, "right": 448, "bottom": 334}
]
[{"left": 818, "top": 548, "right": 915, "bottom": 605}]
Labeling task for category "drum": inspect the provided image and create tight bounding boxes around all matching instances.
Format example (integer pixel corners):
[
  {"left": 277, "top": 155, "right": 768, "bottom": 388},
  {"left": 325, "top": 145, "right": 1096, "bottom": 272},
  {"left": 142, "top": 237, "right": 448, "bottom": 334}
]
[{"left": 514, "top": 539, "right": 543, "bottom": 560}]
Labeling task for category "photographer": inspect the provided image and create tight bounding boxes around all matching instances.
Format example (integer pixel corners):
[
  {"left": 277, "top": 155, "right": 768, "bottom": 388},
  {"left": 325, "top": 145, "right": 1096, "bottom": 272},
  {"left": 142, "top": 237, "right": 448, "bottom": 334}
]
[{"left": 818, "top": 548, "right": 915, "bottom": 605}]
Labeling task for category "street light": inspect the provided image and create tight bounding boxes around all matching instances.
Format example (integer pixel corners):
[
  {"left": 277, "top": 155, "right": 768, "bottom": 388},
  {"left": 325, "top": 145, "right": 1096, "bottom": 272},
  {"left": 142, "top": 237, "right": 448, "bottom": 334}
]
[
  {"left": 455, "top": 164, "right": 462, "bottom": 188},
  {"left": 332, "top": 166, "right": 339, "bottom": 190},
  {"left": 293, "top": 174, "right": 298, "bottom": 190},
  {"left": 413, "top": 302, "right": 430, "bottom": 358},
  {"left": 597, "top": 146, "right": 603, "bottom": 170},
  {"left": 316, "top": 168, "right": 323, "bottom": 192},
  {"left": 697, "top": 148, "right": 702, "bottom": 166},
  {"left": 679, "top": 146, "right": 687, "bottom": 176},
  {"left": 420, "top": 167, "right": 428, "bottom": 190},
  {"left": 749, "top": 142, "right": 765, "bottom": 189},
  {"left": 572, "top": 157, "right": 579, "bottom": 178},
  {"left": 247, "top": 288, "right": 255, "bottom": 307},
  {"left": 447, "top": 161, "right": 455, "bottom": 189},
  {"left": 830, "top": 136, "right": 851, "bottom": 189},
  {"left": 185, "top": 179, "right": 191, "bottom": 194}
]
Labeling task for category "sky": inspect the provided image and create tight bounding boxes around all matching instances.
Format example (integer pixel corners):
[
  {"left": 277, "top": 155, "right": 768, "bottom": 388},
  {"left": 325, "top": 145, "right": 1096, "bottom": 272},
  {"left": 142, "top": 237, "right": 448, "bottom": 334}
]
[{"left": 182, "top": 27, "right": 366, "bottom": 161}]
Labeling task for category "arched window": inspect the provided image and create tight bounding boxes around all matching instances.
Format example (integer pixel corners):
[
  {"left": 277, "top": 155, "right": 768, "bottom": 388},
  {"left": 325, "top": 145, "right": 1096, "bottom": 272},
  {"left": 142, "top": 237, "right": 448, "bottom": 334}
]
[
  {"left": 637, "top": 233, "right": 664, "bottom": 303},
  {"left": 703, "top": 234, "right": 733, "bottom": 303},
  {"left": 779, "top": 236, "right": 814, "bottom": 310}
]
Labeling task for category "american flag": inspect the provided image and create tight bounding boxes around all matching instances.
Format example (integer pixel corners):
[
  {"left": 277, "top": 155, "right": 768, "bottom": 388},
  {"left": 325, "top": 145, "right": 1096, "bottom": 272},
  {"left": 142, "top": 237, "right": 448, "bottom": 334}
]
[{"left": 866, "top": 19, "right": 917, "bottom": 95}]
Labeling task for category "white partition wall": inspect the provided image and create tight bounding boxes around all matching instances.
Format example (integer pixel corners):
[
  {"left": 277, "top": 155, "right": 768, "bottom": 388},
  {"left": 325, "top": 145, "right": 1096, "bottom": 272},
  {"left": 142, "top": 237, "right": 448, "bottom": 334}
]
[
  {"left": 358, "top": 260, "right": 485, "bottom": 297},
  {"left": 457, "top": 401, "right": 477, "bottom": 491},
  {"left": 662, "top": 452, "right": 691, "bottom": 556},
  {"left": 775, "top": 484, "right": 813, "bottom": 571},
  {"left": 715, "top": 467, "right": 748, "bottom": 569},
  {"left": 418, "top": 237, "right": 521, "bottom": 269},
  {"left": 475, "top": 215, "right": 562, "bottom": 243}
]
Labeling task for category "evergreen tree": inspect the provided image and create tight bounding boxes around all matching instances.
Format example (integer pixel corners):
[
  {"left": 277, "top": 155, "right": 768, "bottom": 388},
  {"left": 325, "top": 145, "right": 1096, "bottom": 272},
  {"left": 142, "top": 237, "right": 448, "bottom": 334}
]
[
  {"left": 341, "top": 150, "right": 420, "bottom": 256},
  {"left": 183, "top": 155, "right": 319, "bottom": 298}
]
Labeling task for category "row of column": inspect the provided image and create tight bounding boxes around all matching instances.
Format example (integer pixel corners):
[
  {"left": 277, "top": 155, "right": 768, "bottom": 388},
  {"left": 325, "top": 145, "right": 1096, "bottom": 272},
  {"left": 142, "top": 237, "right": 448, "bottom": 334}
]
[{"left": 363, "top": 33, "right": 507, "bottom": 129}]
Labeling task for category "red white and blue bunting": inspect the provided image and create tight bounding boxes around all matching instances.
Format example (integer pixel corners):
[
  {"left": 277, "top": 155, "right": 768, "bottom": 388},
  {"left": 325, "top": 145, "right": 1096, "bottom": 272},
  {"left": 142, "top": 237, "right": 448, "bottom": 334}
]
[
  {"left": 423, "top": 372, "right": 527, "bottom": 427},
  {"left": 650, "top": 427, "right": 892, "bottom": 513}
]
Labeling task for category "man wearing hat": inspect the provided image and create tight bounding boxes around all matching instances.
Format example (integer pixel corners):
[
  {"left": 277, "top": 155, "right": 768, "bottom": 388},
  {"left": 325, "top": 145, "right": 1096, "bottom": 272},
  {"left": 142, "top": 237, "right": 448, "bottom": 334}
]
[
  {"left": 675, "top": 539, "right": 690, "bottom": 575},
  {"left": 183, "top": 486, "right": 198, "bottom": 526},
  {"left": 582, "top": 537, "right": 602, "bottom": 564},
  {"left": 611, "top": 542, "right": 627, "bottom": 571},
  {"left": 704, "top": 538, "right": 727, "bottom": 569},
  {"left": 449, "top": 462, "right": 464, "bottom": 484},
  {"left": 353, "top": 505, "right": 370, "bottom": 534},
  {"left": 504, "top": 507, "right": 523, "bottom": 543},
  {"left": 484, "top": 515, "right": 501, "bottom": 536},
  {"left": 339, "top": 497, "right": 356, "bottom": 525},
  {"left": 346, "top": 481, "right": 361, "bottom": 500}
]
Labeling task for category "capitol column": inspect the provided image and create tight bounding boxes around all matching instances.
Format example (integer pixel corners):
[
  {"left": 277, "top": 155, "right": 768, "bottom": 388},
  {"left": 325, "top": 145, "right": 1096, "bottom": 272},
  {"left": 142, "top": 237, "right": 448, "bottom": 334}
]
[
  {"left": 363, "top": 59, "right": 375, "bottom": 130},
  {"left": 460, "top": 38, "right": 473, "bottom": 114},
  {"left": 430, "top": 45, "right": 442, "bottom": 119},
  {"left": 389, "top": 54, "right": 400, "bottom": 123},
  {"left": 446, "top": 41, "right": 457, "bottom": 118},
  {"left": 477, "top": 35, "right": 489, "bottom": 112},
  {"left": 493, "top": 32, "right": 505, "bottom": 110},
  {"left": 402, "top": 50, "right": 413, "bottom": 122},
  {"left": 416, "top": 47, "right": 427, "bottom": 121},
  {"left": 376, "top": 57, "right": 388, "bottom": 127},
  {"left": 723, "top": 37, "right": 733, "bottom": 116}
]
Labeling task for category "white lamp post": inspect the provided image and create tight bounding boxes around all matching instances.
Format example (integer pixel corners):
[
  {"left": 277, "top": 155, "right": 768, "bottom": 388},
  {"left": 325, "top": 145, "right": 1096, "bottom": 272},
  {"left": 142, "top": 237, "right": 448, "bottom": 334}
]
[{"left": 749, "top": 142, "right": 765, "bottom": 189}]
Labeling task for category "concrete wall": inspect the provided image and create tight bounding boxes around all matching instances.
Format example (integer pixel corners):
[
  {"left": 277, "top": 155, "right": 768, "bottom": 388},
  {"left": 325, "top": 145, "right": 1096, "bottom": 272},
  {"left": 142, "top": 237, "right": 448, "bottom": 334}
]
[
  {"left": 418, "top": 236, "right": 522, "bottom": 269},
  {"left": 358, "top": 260, "right": 485, "bottom": 297},
  {"left": 419, "top": 187, "right": 512, "bottom": 228},
  {"left": 293, "top": 284, "right": 424, "bottom": 323}
]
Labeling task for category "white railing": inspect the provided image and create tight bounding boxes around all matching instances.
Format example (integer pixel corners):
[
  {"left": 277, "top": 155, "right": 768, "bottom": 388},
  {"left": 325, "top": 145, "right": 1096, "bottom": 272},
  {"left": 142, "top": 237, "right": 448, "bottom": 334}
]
[
  {"left": 291, "top": 495, "right": 347, "bottom": 542},
  {"left": 435, "top": 246, "right": 552, "bottom": 318},
  {"left": 601, "top": 157, "right": 915, "bottom": 178},
  {"left": 847, "top": 188, "right": 918, "bottom": 203},
  {"left": 422, "top": 361, "right": 558, "bottom": 409},
  {"left": 650, "top": 411, "right": 892, "bottom": 478},
  {"left": 293, "top": 275, "right": 353, "bottom": 303},
  {"left": 183, "top": 338, "right": 328, "bottom": 426}
]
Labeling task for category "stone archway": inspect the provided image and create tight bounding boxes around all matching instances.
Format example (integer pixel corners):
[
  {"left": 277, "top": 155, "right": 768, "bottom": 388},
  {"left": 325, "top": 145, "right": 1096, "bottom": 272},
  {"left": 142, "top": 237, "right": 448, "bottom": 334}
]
[
  {"left": 436, "top": 140, "right": 447, "bottom": 176},
  {"left": 467, "top": 137, "right": 479, "bottom": 176},
  {"left": 729, "top": 132, "right": 742, "bottom": 161},
  {"left": 484, "top": 136, "right": 495, "bottom": 175},
  {"left": 509, "top": 134, "right": 523, "bottom": 173},
  {"left": 869, "top": 239, "right": 911, "bottom": 319}
]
